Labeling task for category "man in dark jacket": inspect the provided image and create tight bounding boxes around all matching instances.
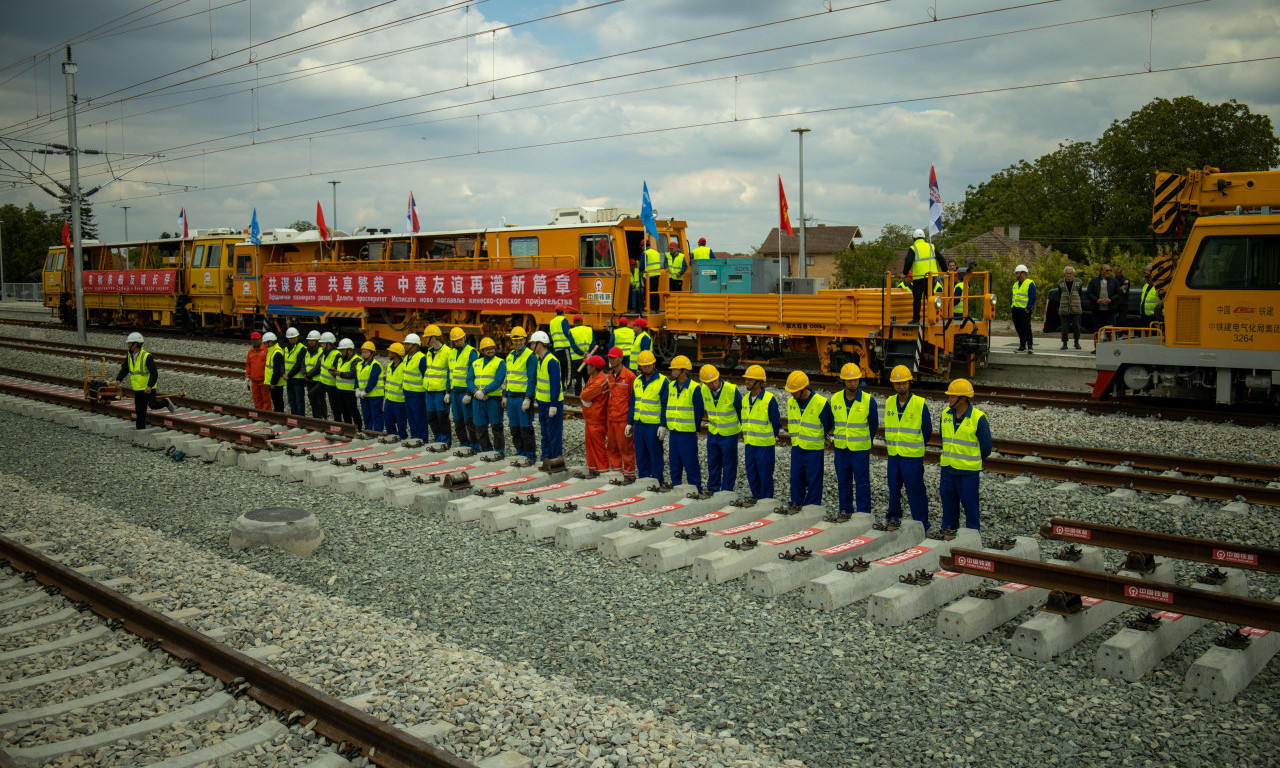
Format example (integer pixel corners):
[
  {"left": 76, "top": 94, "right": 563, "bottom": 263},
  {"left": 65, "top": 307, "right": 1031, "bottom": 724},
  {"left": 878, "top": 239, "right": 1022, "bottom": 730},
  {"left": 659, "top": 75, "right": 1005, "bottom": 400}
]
[{"left": 1086, "top": 264, "right": 1121, "bottom": 345}]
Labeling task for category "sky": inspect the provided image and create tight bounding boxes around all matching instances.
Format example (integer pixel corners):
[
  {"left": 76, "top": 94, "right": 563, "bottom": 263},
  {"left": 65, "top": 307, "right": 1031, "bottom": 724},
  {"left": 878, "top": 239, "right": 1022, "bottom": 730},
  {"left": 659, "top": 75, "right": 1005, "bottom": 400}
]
[{"left": 0, "top": 0, "right": 1277, "bottom": 255}]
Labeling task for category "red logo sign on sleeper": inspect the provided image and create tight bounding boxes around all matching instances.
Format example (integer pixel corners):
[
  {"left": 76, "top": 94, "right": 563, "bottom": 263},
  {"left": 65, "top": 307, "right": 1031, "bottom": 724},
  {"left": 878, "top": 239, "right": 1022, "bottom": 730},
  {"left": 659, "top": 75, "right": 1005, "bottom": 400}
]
[
  {"left": 1153, "top": 611, "right": 1184, "bottom": 621},
  {"left": 626, "top": 503, "right": 684, "bottom": 518},
  {"left": 934, "top": 570, "right": 961, "bottom": 578},
  {"left": 816, "top": 536, "right": 875, "bottom": 556},
  {"left": 714, "top": 519, "right": 772, "bottom": 536},
  {"left": 952, "top": 554, "right": 994, "bottom": 572},
  {"left": 671, "top": 511, "right": 729, "bottom": 527},
  {"left": 264, "top": 268, "right": 579, "bottom": 312},
  {"left": 1124, "top": 584, "right": 1174, "bottom": 604},
  {"left": 484, "top": 475, "right": 537, "bottom": 488},
  {"left": 1212, "top": 549, "right": 1259, "bottom": 567},
  {"left": 83, "top": 269, "right": 178, "bottom": 294},
  {"left": 550, "top": 488, "right": 608, "bottom": 502},
  {"left": 1082, "top": 596, "right": 1105, "bottom": 607},
  {"left": 1242, "top": 627, "right": 1271, "bottom": 638},
  {"left": 873, "top": 546, "right": 931, "bottom": 567},
  {"left": 1053, "top": 524, "right": 1092, "bottom": 540},
  {"left": 764, "top": 527, "right": 823, "bottom": 546},
  {"left": 521, "top": 481, "right": 571, "bottom": 494},
  {"left": 587, "top": 496, "right": 644, "bottom": 510},
  {"left": 1001, "top": 583, "right": 1031, "bottom": 591}
]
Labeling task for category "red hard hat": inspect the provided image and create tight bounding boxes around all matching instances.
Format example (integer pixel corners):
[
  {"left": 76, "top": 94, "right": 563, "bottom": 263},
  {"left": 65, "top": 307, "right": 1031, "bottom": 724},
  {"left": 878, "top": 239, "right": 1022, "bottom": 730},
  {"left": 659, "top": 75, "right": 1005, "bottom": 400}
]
[
  {"left": 573, "top": 313, "right": 583, "bottom": 322},
  {"left": 632, "top": 317, "right": 647, "bottom": 328},
  {"left": 618, "top": 317, "right": 629, "bottom": 325},
  {"left": 607, "top": 346, "right": 625, "bottom": 358},
  {"left": 586, "top": 355, "right": 606, "bottom": 370},
  {"left": 250, "top": 331, "right": 262, "bottom": 340},
  {"left": 698, "top": 237, "right": 706, "bottom": 245},
  {"left": 555, "top": 304, "right": 564, "bottom": 312}
]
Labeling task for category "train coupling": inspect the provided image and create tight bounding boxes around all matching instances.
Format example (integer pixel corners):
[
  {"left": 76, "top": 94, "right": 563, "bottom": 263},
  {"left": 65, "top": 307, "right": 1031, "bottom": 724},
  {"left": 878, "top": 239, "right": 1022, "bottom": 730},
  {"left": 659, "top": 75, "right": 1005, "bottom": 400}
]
[
  {"left": 630, "top": 518, "right": 662, "bottom": 531},
  {"left": 546, "top": 502, "right": 578, "bottom": 514},
  {"left": 778, "top": 547, "right": 812, "bottom": 562},
  {"left": 510, "top": 495, "right": 540, "bottom": 506},
  {"left": 837, "top": 558, "right": 870, "bottom": 573},
  {"left": 724, "top": 536, "right": 758, "bottom": 551},
  {"left": 898, "top": 569, "right": 934, "bottom": 586},
  {"left": 675, "top": 527, "right": 707, "bottom": 541},
  {"left": 586, "top": 509, "right": 617, "bottom": 522}
]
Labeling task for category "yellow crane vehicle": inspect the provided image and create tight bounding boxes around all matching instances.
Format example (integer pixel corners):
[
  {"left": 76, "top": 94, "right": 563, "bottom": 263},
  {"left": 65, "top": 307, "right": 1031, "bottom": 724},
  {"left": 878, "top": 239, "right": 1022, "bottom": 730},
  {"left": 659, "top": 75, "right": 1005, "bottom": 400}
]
[{"left": 1093, "top": 167, "right": 1280, "bottom": 404}]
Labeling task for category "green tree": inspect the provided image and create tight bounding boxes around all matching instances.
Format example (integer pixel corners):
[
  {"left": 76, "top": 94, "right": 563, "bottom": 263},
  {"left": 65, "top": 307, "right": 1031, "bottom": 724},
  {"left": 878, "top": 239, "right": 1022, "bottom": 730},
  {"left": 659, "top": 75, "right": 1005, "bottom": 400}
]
[
  {"left": 290, "top": 219, "right": 317, "bottom": 232},
  {"left": 57, "top": 197, "right": 97, "bottom": 240},
  {"left": 0, "top": 203, "right": 63, "bottom": 282},
  {"left": 834, "top": 223, "right": 913, "bottom": 288}
]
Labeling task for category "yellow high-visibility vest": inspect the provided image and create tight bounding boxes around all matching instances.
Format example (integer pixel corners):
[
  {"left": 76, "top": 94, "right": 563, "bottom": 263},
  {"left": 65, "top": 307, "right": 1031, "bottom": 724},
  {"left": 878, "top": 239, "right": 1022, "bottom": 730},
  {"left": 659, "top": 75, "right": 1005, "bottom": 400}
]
[
  {"left": 665, "top": 380, "right": 698, "bottom": 433},
  {"left": 941, "top": 406, "right": 986, "bottom": 471},
  {"left": 632, "top": 373, "right": 668, "bottom": 424},
  {"left": 128, "top": 349, "right": 151, "bottom": 391},
  {"left": 786, "top": 393, "right": 828, "bottom": 450},
  {"left": 402, "top": 351, "right": 425, "bottom": 393},
  {"left": 884, "top": 394, "right": 926, "bottom": 458},
  {"left": 830, "top": 389, "right": 871, "bottom": 450},
  {"left": 357, "top": 358, "right": 384, "bottom": 397},
  {"left": 740, "top": 391, "right": 776, "bottom": 446},
  {"left": 703, "top": 381, "right": 740, "bottom": 436}
]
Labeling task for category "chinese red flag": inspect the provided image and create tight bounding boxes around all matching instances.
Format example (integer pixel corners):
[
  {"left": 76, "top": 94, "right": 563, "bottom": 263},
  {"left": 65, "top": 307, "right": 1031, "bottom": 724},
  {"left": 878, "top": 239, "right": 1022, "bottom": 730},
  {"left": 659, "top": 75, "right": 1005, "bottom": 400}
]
[
  {"left": 779, "top": 176, "right": 794, "bottom": 237},
  {"left": 316, "top": 201, "right": 329, "bottom": 241},
  {"left": 61, "top": 221, "right": 72, "bottom": 249}
]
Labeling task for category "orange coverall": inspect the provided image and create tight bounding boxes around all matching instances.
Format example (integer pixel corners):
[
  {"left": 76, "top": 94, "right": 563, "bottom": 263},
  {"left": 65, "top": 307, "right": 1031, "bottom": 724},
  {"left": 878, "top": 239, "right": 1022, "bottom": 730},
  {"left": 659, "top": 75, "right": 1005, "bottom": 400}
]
[
  {"left": 245, "top": 345, "right": 270, "bottom": 410},
  {"left": 605, "top": 365, "right": 637, "bottom": 480},
  {"left": 580, "top": 370, "right": 610, "bottom": 473}
]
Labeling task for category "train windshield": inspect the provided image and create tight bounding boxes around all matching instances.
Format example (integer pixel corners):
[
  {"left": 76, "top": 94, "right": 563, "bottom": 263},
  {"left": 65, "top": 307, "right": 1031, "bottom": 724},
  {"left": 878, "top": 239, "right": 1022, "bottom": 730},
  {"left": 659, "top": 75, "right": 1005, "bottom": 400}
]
[{"left": 1187, "top": 234, "right": 1280, "bottom": 290}]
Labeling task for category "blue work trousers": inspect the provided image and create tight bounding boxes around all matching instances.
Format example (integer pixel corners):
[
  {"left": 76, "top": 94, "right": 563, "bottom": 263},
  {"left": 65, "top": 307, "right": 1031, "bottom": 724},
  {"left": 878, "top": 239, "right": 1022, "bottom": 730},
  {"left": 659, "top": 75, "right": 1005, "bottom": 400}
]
[
  {"left": 426, "top": 391, "right": 449, "bottom": 444},
  {"left": 404, "top": 391, "right": 426, "bottom": 441},
  {"left": 833, "top": 447, "right": 871, "bottom": 515},
  {"left": 706, "top": 435, "right": 738, "bottom": 493},
  {"left": 506, "top": 394, "right": 531, "bottom": 428},
  {"left": 360, "top": 395, "right": 384, "bottom": 433},
  {"left": 451, "top": 387, "right": 477, "bottom": 449},
  {"left": 633, "top": 422, "right": 663, "bottom": 482},
  {"left": 887, "top": 455, "right": 929, "bottom": 528},
  {"left": 744, "top": 444, "right": 775, "bottom": 501},
  {"left": 789, "top": 446, "right": 825, "bottom": 507},
  {"left": 538, "top": 401, "right": 563, "bottom": 460},
  {"left": 473, "top": 396, "right": 502, "bottom": 427},
  {"left": 287, "top": 381, "right": 306, "bottom": 416},
  {"left": 668, "top": 431, "right": 702, "bottom": 492},
  {"left": 940, "top": 468, "right": 981, "bottom": 530},
  {"left": 383, "top": 399, "right": 407, "bottom": 439}
]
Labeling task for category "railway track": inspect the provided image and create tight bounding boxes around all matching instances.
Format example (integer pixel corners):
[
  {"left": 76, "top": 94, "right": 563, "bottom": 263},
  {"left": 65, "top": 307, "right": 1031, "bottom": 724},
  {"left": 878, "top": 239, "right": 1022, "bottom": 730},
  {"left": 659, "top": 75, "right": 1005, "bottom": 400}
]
[
  {"left": 0, "top": 335, "right": 243, "bottom": 379},
  {"left": 0, "top": 535, "right": 475, "bottom": 767}
]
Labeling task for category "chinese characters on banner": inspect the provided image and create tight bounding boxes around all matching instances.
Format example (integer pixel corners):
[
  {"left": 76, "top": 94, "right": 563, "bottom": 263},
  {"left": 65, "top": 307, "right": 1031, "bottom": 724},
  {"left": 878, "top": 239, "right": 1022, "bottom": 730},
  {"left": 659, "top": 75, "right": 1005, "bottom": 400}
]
[
  {"left": 83, "top": 270, "right": 179, "bottom": 294},
  {"left": 263, "top": 269, "right": 579, "bottom": 311}
]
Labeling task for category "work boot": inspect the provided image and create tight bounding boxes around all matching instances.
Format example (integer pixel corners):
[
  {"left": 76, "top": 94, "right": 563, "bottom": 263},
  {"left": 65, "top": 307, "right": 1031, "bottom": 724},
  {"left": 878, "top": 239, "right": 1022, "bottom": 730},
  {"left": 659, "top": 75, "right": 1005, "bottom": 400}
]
[
  {"left": 491, "top": 426, "right": 504, "bottom": 454},
  {"left": 1075, "top": 342, "right": 1083, "bottom": 350},
  {"left": 476, "top": 427, "right": 492, "bottom": 452},
  {"left": 1060, "top": 342, "right": 1067, "bottom": 350}
]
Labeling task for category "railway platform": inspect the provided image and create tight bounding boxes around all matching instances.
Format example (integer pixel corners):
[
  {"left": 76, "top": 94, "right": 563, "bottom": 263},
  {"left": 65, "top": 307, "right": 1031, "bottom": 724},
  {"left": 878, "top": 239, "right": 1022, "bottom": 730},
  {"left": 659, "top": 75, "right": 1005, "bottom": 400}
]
[{"left": 986, "top": 332, "right": 1096, "bottom": 368}]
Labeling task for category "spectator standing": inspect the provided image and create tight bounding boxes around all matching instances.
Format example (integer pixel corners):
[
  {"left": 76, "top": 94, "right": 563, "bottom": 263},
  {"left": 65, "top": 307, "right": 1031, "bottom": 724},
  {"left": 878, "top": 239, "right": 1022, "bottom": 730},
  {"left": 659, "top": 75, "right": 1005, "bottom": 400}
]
[
  {"left": 1114, "top": 265, "right": 1131, "bottom": 327},
  {"left": 610, "top": 318, "right": 635, "bottom": 371},
  {"left": 604, "top": 347, "right": 638, "bottom": 481},
  {"left": 629, "top": 317, "right": 652, "bottom": 371},
  {"left": 667, "top": 239, "right": 687, "bottom": 293},
  {"left": 1011, "top": 264, "right": 1037, "bottom": 353},
  {"left": 1086, "top": 264, "right": 1121, "bottom": 346},
  {"left": 245, "top": 331, "right": 269, "bottom": 409},
  {"left": 302, "top": 330, "right": 328, "bottom": 419},
  {"left": 423, "top": 325, "right": 453, "bottom": 444},
  {"left": 644, "top": 239, "right": 665, "bottom": 312},
  {"left": 579, "top": 355, "right": 610, "bottom": 474},
  {"left": 333, "top": 338, "right": 363, "bottom": 429},
  {"left": 530, "top": 331, "right": 564, "bottom": 466},
  {"left": 400, "top": 333, "right": 426, "bottom": 440},
  {"left": 692, "top": 237, "right": 713, "bottom": 260},
  {"left": 448, "top": 327, "right": 479, "bottom": 450},
  {"left": 1057, "top": 267, "right": 1085, "bottom": 350},
  {"left": 628, "top": 259, "right": 643, "bottom": 313}
]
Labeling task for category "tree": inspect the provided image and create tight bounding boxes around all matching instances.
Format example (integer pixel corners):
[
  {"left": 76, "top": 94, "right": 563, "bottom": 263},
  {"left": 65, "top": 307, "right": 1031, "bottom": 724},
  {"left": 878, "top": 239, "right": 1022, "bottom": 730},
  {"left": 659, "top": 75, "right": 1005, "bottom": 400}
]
[
  {"left": 290, "top": 219, "right": 317, "bottom": 232},
  {"left": 58, "top": 197, "right": 97, "bottom": 240},
  {"left": 834, "top": 223, "right": 913, "bottom": 288},
  {"left": 0, "top": 203, "right": 63, "bottom": 282},
  {"left": 951, "top": 96, "right": 1279, "bottom": 258}
]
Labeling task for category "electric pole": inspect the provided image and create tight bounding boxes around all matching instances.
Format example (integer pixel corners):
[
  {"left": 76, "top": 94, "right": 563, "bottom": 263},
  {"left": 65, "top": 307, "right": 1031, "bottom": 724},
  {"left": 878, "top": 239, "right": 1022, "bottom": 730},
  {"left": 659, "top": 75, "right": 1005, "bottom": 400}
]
[
  {"left": 791, "top": 128, "right": 810, "bottom": 280},
  {"left": 64, "top": 46, "right": 86, "bottom": 342},
  {"left": 328, "top": 180, "right": 340, "bottom": 234}
]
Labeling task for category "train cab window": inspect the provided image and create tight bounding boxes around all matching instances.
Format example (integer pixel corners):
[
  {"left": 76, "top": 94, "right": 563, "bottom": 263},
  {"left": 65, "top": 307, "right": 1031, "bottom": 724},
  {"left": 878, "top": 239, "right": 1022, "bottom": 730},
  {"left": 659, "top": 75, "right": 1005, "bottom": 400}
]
[
  {"left": 44, "top": 252, "right": 56, "bottom": 270},
  {"left": 191, "top": 244, "right": 205, "bottom": 268},
  {"left": 580, "top": 234, "right": 613, "bottom": 269},
  {"left": 54, "top": 253, "right": 65, "bottom": 272},
  {"left": 510, "top": 237, "right": 538, "bottom": 258},
  {"left": 389, "top": 241, "right": 410, "bottom": 261},
  {"left": 225, "top": 245, "right": 236, "bottom": 268},
  {"left": 207, "top": 244, "right": 221, "bottom": 268},
  {"left": 1187, "top": 235, "right": 1280, "bottom": 290},
  {"left": 236, "top": 251, "right": 254, "bottom": 275}
]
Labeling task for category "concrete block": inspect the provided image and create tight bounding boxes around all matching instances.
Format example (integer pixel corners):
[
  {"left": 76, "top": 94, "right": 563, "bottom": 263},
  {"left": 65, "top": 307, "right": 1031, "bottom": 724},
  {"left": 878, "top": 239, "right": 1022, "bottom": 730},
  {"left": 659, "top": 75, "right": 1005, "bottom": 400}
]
[
  {"left": 1096, "top": 569, "right": 1249, "bottom": 681},
  {"left": 479, "top": 478, "right": 585, "bottom": 532},
  {"left": 517, "top": 483, "right": 649, "bottom": 542},
  {"left": 805, "top": 528, "right": 981, "bottom": 611},
  {"left": 416, "top": 463, "right": 539, "bottom": 516},
  {"left": 1184, "top": 601, "right": 1280, "bottom": 702},
  {"left": 1221, "top": 501, "right": 1250, "bottom": 514},
  {"left": 1009, "top": 562, "right": 1175, "bottom": 661},
  {"left": 1105, "top": 488, "right": 1138, "bottom": 501},
  {"left": 1162, "top": 495, "right": 1193, "bottom": 508},
  {"left": 229, "top": 507, "right": 325, "bottom": 558},
  {"left": 936, "top": 547, "right": 1105, "bottom": 643},
  {"left": 868, "top": 536, "right": 1040, "bottom": 626},
  {"left": 596, "top": 491, "right": 737, "bottom": 560},
  {"left": 693, "top": 511, "right": 865, "bottom": 584},
  {"left": 443, "top": 472, "right": 551, "bottom": 522},
  {"left": 1004, "top": 475, "right": 1033, "bottom": 486},
  {"left": 131, "top": 427, "right": 167, "bottom": 449},
  {"left": 640, "top": 499, "right": 813, "bottom": 573},
  {"left": 191, "top": 438, "right": 230, "bottom": 463},
  {"left": 553, "top": 487, "right": 693, "bottom": 551},
  {"left": 747, "top": 520, "right": 919, "bottom": 597}
]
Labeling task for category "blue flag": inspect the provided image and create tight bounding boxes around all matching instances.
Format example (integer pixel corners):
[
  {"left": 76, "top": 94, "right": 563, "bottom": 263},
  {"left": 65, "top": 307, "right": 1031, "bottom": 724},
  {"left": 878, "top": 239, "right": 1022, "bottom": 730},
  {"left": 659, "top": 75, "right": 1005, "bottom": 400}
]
[
  {"left": 250, "top": 208, "right": 261, "bottom": 245},
  {"left": 640, "top": 181, "right": 658, "bottom": 241}
]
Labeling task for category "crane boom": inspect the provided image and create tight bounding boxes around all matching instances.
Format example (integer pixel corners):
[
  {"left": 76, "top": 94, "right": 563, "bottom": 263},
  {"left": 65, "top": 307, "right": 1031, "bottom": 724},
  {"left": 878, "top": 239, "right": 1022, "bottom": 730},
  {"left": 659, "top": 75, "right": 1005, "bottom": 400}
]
[{"left": 1152, "top": 166, "right": 1280, "bottom": 234}]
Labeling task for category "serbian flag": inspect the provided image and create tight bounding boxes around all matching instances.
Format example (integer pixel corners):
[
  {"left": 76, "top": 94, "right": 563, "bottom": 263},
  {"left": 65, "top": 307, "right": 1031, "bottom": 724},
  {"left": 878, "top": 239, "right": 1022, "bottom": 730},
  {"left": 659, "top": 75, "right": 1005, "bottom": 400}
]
[
  {"left": 406, "top": 192, "right": 420, "bottom": 233},
  {"left": 61, "top": 221, "right": 72, "bottom": 249},
  {"left": 316, "top": 201, "right": 329, "bottom": 241},
  {"left": 779, "top": 175, "right": 794, "bottom": 237},
  {"left": 928, "top": 165, "right": 944, "bottom": 237},
  {"left": 177, "top": 207, "right": 189, "bottom": 238}
]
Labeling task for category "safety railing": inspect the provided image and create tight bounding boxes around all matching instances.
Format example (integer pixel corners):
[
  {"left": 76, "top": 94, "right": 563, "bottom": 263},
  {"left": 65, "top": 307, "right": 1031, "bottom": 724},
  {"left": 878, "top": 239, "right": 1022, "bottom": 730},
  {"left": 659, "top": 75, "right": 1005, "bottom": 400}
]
[{"left": 1, "top": 283, "right": 43, "bottom": 302}]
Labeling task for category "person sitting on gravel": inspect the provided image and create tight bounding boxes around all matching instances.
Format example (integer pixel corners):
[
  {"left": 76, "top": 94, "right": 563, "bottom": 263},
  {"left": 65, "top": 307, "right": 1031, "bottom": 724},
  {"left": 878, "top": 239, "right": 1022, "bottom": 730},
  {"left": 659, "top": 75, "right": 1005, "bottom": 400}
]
[
  {"left": 883, "top": 366, "right": 931, "bottom": 531},
  {"left": 783, "top": 370, "right": 833, "bottom": 510},
  {"left": 937, "top": 378, "right": 991, "bottom": 538},
  {"left": 579, "top": 355, "right": 610, "bottom": 475},
  {"left": 115, "top": 332, "right": 174, "bottom": 430},
  {"left": 830, "top": 363, "right": 877, "bottom": 522},
  {"left": 245, "top": 331, "right": 269, "bottom": 410},
  {"left": 739, "top": 365, "right": 781, "bottom": 501}
]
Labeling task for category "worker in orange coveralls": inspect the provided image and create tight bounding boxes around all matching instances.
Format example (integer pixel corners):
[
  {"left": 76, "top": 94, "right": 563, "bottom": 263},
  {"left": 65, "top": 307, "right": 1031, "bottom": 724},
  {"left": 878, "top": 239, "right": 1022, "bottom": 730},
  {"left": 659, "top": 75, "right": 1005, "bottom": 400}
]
[
  {"left": 579, "top": 355, "right": 610, "bottom": 475},
  {"left": 245, "top": 331, "right": 270, "bottom": 410},
  {"left": 604, "top": 346, "right": 638, "bottom": 482}
]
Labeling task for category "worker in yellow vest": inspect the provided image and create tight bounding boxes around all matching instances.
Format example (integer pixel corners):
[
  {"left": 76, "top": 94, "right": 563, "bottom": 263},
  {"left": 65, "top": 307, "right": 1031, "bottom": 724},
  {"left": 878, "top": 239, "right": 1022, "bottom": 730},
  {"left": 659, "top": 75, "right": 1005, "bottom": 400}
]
[
  {"left": 302, "top": 330, "right": 328, "bottom": 419},
  {"left": 626, "top": 349, "right": 668, "bottom": 483},
  {"left": 282, "top": 327, "right": 306, "bottom": 416},
  {"left": 567, "top": 313, "right": 596, "bottom": 395},
  {"left": 663, "top": 356, "right": 703, "bottom": 492},
  {"left": 692, "top": 237, "right": 713, "bottom": 260},
  {"left": 783, "top": 370, "right": 833, "bottom": 509},
  {"left": 1140, "top": 263, "right": 1162, "bottom": 326},
  {"left": 739, "top": 365, "right": 781, "bottom": 501},
  {"left": 530, "top": 330, "right": 564, "bottom": 466},
  {"left": 467, "top": 337, "right": 506, "bottom": 454},
  {"left": 644, "top": 239, "right": 664, "bottom": 313},
  {"left": 505, "top": 327, "right": 538, "bottom": 461},
  {"left": 114, "top": 332, "right": 173, "bottom": 429},
  {"left": 400, "top": 333, "right": 426, "bottom": 440},
  {"left": 448, "top": 327, "right": 478, "bottom": 450},
  {"left": 883, "top": 366, "right": 931, "bottom": 531},
  {"left": 315, "top": 332, "right": 341, "bottom": 422},
  {"left": 1011, "top": 264, "right": 1037, "bottom": 353},
  {"left": 698, "top": 364, "right": 741, "bottom": 494},
  {"left": 904, "top": 229, "right": 944, "bottom": 324},
  {"left": 262, "top": 331, "right": 286, "bottom": 412},
  {"left": 938, "top": 378, "right": 991, "bottom": 537},
  {"left": 382, "top": 342, "right": 407, "bottom": 439},
  {"left": 423, "top": 325, "right": 452, "bottom": 445},
  {"left": 610, "top": 317, "right": 635, "bottom": 370},
  {"left": 356, "top": 341, "right": 384, "bottom": 432},
  {"left": 629, "top": 259, "right": 643, "bottom": 312},
  {"left": 830, "top": 363, "right": 877, "bottom": 521},
  {"left": 333, "top": 338, "right": 363, "bottom": 429},
  {"left": 629, "top": 317, "right": 653, "bottom": 372},
  {"left": 667, "top": 238, "right": 687, "bottom": 292},
  {"left": 548, "top": 304, "right": 572, "bottom": 391}
]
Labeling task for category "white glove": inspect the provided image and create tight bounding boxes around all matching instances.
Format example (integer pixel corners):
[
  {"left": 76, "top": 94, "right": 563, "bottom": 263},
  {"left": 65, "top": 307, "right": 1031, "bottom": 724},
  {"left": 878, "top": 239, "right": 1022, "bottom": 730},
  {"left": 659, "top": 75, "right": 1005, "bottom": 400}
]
[
  {"left": 522, "top": 399, "right": 532, "bottom": 412},
  {"left": 581, "top": 399, "right": 593, "bottom": 408},
  {"left": 624, "top": 425, "right": 633, "bottom": 438},
  {"left": 462, "top": 394, "right": 472, "bottom": 405},
  {"left": 657, "top": 427, "right": 669, "bottom": 440},
  {"left": 443, "top": 393, "right": 451, "bottom": 405},
  {"left": 477, "top": 390, "right": 488, "bottom": 401},
  {"left": 356, "top": 390, "right": 365, "bottom": 399},
  {"left": 549, "top": 407, "right": 558, "bottom": 418}
]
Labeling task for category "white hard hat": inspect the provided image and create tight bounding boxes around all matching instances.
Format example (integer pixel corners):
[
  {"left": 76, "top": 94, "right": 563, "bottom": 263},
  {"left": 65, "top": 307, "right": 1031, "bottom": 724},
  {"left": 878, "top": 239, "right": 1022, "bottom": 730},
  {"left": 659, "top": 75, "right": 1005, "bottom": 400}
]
[
  {"left": 338, "top": 338, "right": 354, "bottom": 350},
  {"left": 320, "top": 332, "right": 336, "bottom": 344},
  {"left": 404, "top": 333, "right": 422, "bottom": 346},
  {"left": 306, "top": 330, "right": 321, "bottom": 341},
  {"left": 261, "top": 331, "right": 277, "bottom": 343},
  {"left": 1015, "top": 264, "right": 1029, "bottom": 273},
  {"left": 913, "top": 229, "right": 925, "bottom": 240},
  {"left": 529, "top": 330, "right": 550, "bottom": 345},
  {"left": 126, "top": 332, "right": 144, "bottom": 345},
  {"left": 285, "top": 327, "right": 300, "bottom": 339}
]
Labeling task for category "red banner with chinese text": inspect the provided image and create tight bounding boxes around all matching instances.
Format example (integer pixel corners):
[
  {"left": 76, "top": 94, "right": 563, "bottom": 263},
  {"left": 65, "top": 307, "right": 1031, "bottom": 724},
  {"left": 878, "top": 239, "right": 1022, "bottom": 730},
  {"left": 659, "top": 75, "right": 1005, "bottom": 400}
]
[
  {"left": 264, "top": 269, "right": 580, "bottom": 311},
  {"left": 83, "top": 270, "right": 179, "bottom": 294}
]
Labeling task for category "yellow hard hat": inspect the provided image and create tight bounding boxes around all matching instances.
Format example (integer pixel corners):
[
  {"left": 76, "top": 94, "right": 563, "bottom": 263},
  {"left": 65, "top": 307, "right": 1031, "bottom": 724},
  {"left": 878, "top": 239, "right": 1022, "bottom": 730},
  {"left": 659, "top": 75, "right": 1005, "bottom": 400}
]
[
  {"left": 785, "top": 370, "right": 810, "bottom": 393},
  {"left": 743, "top": 365, "right": 767, "bottom": 382},
  {"left": 889, "top": 365, "right": 914, "bottom": 383},
  {"left": 946, "top": 378, "right": 975, "bottom": 397},
  {"left": 509, "top": 326, "right": 527, "bottom": 339},
  {"left": 637, "top": 350, "right": 657, "bottom": 367},
  {"left": 361, "top": 341, "right": 377, "bottom": 352},
  {"left": 449, "top": 327, "right": 466, "bottom": 342},
  {"left": 388, "top": 342, "right": 406, "bottom": 357},
  {"left": 839, "top": 362, "right": 861, "bottom": 381},
  {"left": 478, "top": 337, "right": 496, "bottom": 351},
  {"left": 699, "top": 364, "right": 720, "bottom": 384},
  {"left": 670, "top": 355, "right": 692, "bottom": 371},
  {"left": 423, "top": 324, "right": 442, "bottom": 338}
]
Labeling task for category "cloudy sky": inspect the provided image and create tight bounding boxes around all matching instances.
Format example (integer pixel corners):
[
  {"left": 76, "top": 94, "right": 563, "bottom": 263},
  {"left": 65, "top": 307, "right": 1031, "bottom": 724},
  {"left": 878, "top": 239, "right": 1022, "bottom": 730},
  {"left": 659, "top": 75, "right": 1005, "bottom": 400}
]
[{"left": 1, "top": 0, "right": 1277, "bottom": 253}]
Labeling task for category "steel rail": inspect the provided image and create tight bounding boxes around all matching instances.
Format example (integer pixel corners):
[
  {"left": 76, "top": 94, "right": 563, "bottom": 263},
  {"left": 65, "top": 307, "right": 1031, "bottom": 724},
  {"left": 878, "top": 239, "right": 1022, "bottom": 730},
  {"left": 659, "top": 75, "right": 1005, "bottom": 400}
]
[
  {"left": 0, "top": 335, "right": 243, "bottom": 370},
  {"left": 0, "top": 367, "right": 359, "bottom": 440},
  {"left": 0, "top": 536, "right": 477, "bottom": 768},
  {"left": 0, "top": 339, "right": 240, "bottom": 379},
  {"left": 1041, "top": 518, "right": 1280, "bottom": 574},
  {"left": 940, "top": 548, "right": 1280, "bottom": 631}
]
